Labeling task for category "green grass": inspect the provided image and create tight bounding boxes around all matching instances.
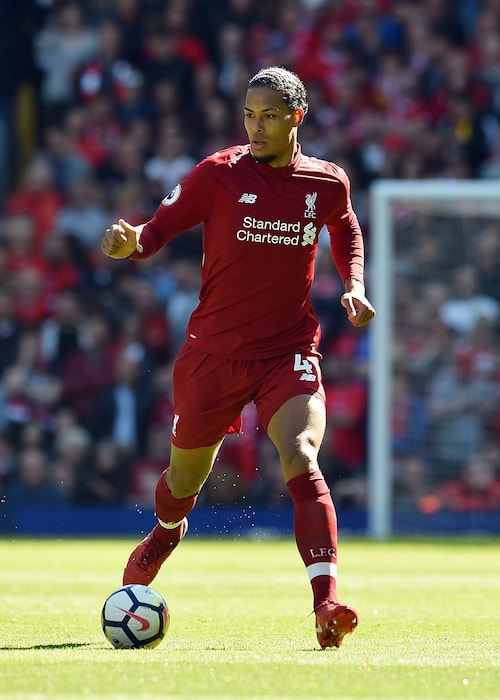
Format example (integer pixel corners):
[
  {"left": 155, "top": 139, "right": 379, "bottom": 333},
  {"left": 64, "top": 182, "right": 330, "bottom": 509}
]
[{"left": 0, "top": 537, "right": 499, "bottom": 699}]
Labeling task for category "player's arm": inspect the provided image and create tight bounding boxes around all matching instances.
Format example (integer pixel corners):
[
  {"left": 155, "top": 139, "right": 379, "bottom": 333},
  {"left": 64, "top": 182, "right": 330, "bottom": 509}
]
[
  {"left": 326, "top": 171, "right": 376, "bottom": 328},
  {"left": 102, "top": 159, "right": 215, "bottom": 261},
  {"left": 329, "top": 227, "right": 376, "bottom": 327}
]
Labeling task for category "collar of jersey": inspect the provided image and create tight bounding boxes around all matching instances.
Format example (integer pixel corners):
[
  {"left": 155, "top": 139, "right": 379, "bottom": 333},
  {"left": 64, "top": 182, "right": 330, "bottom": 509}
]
[{"left": 248, "top": 143, "right": 302, "bottom": 176}]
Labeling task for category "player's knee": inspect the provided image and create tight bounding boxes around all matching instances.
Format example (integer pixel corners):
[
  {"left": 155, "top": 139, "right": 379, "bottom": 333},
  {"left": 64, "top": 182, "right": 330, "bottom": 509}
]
[
  {"left": 166, "top": 466, "right": 203, "bottom": 499},
  {"left": 279, "top": 437, "right": 319, "bottom": 480}
]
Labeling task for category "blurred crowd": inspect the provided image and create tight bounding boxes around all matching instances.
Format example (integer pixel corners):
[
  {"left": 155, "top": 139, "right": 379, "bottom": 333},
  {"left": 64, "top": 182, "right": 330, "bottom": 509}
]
[{"left": 1, "top": 0, "right": 500, "bottom": 517}]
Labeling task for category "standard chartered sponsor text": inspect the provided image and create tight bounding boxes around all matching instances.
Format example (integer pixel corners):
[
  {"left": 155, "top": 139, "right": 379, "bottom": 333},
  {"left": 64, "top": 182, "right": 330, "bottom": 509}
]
[{"left": 237, "top": 216, "right": 301, "bottom": 245}]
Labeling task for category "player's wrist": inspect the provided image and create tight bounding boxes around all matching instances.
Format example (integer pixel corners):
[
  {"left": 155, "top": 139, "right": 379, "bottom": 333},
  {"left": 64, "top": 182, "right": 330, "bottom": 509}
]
[
  {"left": 133, "top": 226, "right": 145, "bottom": 255},
  {"left": 345, "top": 276, "right": 365, "bottom": 293},
  {"left": 126, "top": 232, "right": 144, "bottom": 257}
]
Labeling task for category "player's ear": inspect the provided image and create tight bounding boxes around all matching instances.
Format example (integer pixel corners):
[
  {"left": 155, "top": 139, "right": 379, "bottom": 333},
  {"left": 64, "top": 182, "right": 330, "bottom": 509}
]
[{"left": 293, "top": 108, "right": 305, "bottom": 127}]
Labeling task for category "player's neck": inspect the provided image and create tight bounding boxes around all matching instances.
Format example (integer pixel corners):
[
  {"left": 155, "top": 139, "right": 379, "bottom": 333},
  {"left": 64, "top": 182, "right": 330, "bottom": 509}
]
[{"left": 263, "top": 140, "right": 300, "bottom": 169}]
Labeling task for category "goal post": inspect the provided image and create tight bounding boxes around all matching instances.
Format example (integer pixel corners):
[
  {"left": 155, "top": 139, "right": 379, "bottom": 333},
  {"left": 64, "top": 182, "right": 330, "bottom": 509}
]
[{"left": 367, "top": 180, "right": 500, "bottom": 539}]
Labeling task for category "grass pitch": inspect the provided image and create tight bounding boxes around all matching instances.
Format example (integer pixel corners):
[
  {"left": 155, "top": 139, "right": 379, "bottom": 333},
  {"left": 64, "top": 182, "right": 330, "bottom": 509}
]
[{"left": 0, "top": 536, "right": 499, "bottom": 699}]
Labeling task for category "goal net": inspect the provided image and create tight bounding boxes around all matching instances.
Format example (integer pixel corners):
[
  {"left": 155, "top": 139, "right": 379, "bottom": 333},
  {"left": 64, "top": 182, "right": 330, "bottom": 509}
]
[{"left": 368, "top": 180, "right": 500, "bottom": 538}]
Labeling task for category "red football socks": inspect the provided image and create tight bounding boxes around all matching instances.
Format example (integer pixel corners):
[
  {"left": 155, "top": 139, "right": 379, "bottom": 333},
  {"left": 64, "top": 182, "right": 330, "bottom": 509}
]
[
  {"left": 287, "top": 470, "right": 338, "bottom": 609},
  {"left": 153, "top": 468, "right": 197, "bottom": 547}
]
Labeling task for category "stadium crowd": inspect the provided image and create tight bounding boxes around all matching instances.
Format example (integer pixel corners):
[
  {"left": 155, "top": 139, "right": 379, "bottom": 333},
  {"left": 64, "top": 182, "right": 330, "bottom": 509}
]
[{"left": 1, "top": 0, "right": 500, "bottom": 516}]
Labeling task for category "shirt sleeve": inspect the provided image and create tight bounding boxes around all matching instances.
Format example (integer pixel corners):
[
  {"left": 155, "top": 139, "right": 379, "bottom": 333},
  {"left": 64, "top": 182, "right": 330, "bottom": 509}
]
[
  {"left": 326, "top": 168, "right": 365, "bottom": 284},
  {"left": 130, "top": 159, "right": 215, "bottom": 260}
]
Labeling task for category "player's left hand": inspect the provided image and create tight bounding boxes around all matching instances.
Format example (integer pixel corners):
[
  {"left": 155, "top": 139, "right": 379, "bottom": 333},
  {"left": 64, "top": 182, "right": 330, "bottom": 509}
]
[{"left": 341, "top": 279, "right": 376, "bottom": 327}]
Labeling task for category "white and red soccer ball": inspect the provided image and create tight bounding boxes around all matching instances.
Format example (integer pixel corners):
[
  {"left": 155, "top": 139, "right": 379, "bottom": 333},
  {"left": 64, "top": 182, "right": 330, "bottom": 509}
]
[{"left": 101, "top": 584, "right": 169, "bottom": 649}]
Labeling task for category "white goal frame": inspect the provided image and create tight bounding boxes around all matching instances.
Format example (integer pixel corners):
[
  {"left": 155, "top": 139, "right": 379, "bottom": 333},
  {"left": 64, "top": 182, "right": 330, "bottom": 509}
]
[{"left": 368, "top": 180, "right": 500, "bottom": 539}]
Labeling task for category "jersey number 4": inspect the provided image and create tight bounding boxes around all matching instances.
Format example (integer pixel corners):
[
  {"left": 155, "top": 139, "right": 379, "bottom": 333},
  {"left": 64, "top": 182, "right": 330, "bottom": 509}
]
[{"left": 293, "top": 353, "right": 313, "bottom": 374}]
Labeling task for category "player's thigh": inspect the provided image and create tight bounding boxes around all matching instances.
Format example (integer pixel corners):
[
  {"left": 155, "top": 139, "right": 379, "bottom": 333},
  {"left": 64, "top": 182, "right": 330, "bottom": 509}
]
[
  {"left": 171, "top": 343, "right": 247, "bottom": 448},
  {"left": 255, "top": 350, "right": 326, "bottom": 481},
  {"left": 168, "top": 442, "right": 223, "bottom": 498},
  {"left": 267, "top": 393, "right": 327, "bottom": 482},
  {"left": 255, "top": 350, "right": 326, "bottom": 434}
]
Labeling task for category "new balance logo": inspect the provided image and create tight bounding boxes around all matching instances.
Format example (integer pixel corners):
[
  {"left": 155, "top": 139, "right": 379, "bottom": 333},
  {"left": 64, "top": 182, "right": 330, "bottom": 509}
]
[
  {"left": 299, "top": 373, "right": 317, "bottom": 382},
  {"left": 238, "top": 193, "right": 257, "bottom": 204}
]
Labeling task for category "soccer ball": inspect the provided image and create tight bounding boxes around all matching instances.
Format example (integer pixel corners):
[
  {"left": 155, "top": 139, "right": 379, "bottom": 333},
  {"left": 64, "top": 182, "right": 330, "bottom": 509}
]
[{"left": 101, "top": 584, "right": 170, "bottom": 649}]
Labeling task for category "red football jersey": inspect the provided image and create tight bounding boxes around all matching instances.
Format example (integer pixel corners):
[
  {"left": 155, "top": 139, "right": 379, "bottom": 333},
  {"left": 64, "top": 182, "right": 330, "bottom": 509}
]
[{"left": 132, "top": 144, "right": 364, "bottom": 360}]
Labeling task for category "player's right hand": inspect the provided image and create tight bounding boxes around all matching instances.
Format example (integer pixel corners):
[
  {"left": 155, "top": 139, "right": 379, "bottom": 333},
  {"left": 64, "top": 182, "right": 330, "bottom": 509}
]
[{"left": 101, "top": 219, "right": 139, "bottom": 259}]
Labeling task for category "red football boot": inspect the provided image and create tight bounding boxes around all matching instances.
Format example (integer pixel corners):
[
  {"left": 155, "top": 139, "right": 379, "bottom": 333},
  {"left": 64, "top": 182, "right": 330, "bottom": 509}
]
[
  {"left": 123, "top": 518, "right": 188, "bottom": 585},
  {"left": 315, "top": 601, "right": 358, "bottom": 649}
]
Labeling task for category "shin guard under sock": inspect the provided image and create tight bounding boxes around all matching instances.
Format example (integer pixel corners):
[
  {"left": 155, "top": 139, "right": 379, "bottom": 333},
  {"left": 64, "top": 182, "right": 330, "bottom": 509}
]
[
  {"left": 287, "top": 470, "right": 338, "bottom": 609},
  {"left": 153, "top": 468, "right": 197, "bottom": 547}
]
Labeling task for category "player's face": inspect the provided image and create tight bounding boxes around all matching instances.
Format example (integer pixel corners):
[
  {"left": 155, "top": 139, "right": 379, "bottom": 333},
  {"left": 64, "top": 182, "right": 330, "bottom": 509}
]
[{"left": 244, "top": 87, "right": 303, "bottom": 168}]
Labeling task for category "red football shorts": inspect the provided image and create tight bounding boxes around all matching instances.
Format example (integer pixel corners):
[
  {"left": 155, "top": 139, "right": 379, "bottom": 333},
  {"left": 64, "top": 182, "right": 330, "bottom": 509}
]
[{"left": 171, "top": 342, "right": 326, "bottom": 448}]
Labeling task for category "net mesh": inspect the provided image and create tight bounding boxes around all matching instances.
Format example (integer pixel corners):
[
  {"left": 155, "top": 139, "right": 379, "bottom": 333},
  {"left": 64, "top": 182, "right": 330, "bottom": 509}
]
[{"left": 388, "top": 199, "right": 500, "bottom": 520}]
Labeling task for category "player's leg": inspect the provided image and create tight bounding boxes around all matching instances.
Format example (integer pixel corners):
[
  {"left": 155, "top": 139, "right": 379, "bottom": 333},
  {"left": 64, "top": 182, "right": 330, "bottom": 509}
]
[
  {"left": 166, "top": 443, "right": 221, "bottom": 497},
  {"left": 123, "top": 343, "right": 245, "bottom": 586},
  {"left": 123, "top": 442, "right": 221, "bottom": 585},
  {"left": 266, "top": 393, "right": 358, "bottom": 648},
  {"left": 267, "top": 394, "right": 338, "bottom": 604}
]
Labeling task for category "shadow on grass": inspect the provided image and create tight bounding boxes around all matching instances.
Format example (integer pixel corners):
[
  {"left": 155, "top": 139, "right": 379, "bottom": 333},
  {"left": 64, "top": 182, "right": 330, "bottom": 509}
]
[{"left": 0, "top": 642, "right": 97, "bottom": 650}]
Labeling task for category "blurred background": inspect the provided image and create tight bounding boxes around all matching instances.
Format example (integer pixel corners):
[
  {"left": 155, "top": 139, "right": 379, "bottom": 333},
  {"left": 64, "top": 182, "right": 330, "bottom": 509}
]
[{"left": 1, "top": 0, "right": 500, "bottom": 537}]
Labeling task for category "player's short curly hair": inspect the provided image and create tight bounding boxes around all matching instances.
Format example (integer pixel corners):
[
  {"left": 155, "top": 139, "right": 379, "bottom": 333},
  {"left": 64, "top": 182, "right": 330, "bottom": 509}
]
[{"left": 248, "top": 66, "right": 308, "bottom": 115}]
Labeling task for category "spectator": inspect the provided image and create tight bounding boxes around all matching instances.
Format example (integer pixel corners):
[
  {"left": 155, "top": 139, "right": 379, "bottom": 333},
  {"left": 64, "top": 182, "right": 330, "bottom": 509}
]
[
  {"left": 125, "top": 279, "right": 171, "bottom": 365},
  {"left": 91, "top": 346, "right": 153, "bottom": 458},
  {"left": 5, "top": 158, "right": 63, "bottom": 248},
  {"left": 428, "top": 341, "right": 498, "bottom": 478},
  {"left": 109, "top": 179, "right": 150, "bottom": 229},
  {"left": 2, "top": 329, "right": 62, "bottom": 448},
  {"left": 135, "top": 245, "right": 178, "bottom": 306},
  {"left": 3, "top": 213, "right": 45, "bottom": 279},
  {"left": 74, "top": 438, "right": 130, "bottom": 505},
  {"left": 0, "top": 433, "right": 14, "bottom": 490},
  {"left": 422, "top": 450, "right": 500, "bottom": 512},
  {"left": 99, "top": 0, "right": 145, "bottom": 68},
  {"left": 127, "top": 425, "right": 173, "bottom": 509},
  {"left": 321, "top": 334, "right": 368, "bottom": 506},
  {"left": 0, "top": 287, "right": 21, "bottom": 378},
  {"left": 42, "top": 234, "right": 81, "bottom": 309},
  {"left": 11, "top": 267, "right": 51, "bottom": 327},
  {"left": 41, "top": 123, "right": 92, "bottom": 196},
  {"left": 143, "top": 120, "right": 196, "bottom": 194},
  {"left": 439, "top": 264, "right": 500, "bottom": 337},
  {"left": 393, "top": 452, "right": 432, "bottom": 512},
  {"left": 392, "top": 296, "right": 450, "bottom": 394},
  {"left": 53, "top": 173, "right": 111, "bottom": 253},
  {"left": 75, "top": 18, "right": 141, "bottom": 110},
  {"left": 161, "top": 0, "right": 209, "bottom": 71},
  {"left": 73, "top": 93, "right": 124, "bottom": 172},
  {"left": 39, "top": 289, "right": 84, "bottom": 374},
  {"left": 61, "top": 313, "right": 116, "bottom": 428},
  {"left": 52, "top": 423, "right": 93, "bottom": 503},
  {"left": 166, "top": 258, "right": 202, "bottom": 354},
  {"left": 149, "top": 361, "right": 174, "bottom": 431},
  {"left": 141, "top": 27, "right": 192, "bottom": 104},
  {"left": 34, "top": 0, "right": 98, "bottom": 121},
  {"left": 4, "top": 446, "right": 67, "bottom": 507},
  {"left": 391, "top": 370, "right": 429, "bottom": 459},
  {"left": 473, "top": 224, "right": 500, "bottom": 304}
]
